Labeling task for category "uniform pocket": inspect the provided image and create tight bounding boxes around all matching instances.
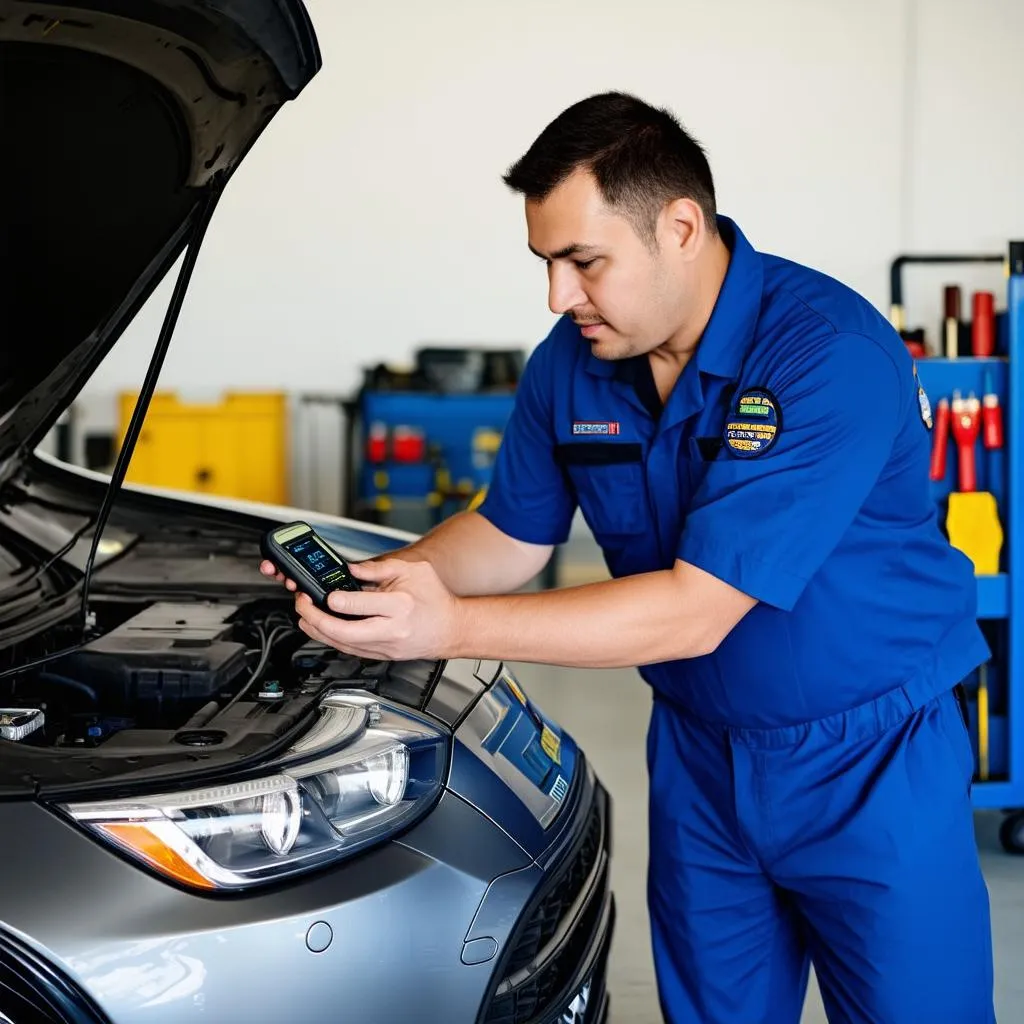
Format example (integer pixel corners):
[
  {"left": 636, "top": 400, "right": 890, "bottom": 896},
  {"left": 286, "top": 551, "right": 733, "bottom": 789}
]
[{"left": 555, "top": 442, "right": 646, "bottom": 535}]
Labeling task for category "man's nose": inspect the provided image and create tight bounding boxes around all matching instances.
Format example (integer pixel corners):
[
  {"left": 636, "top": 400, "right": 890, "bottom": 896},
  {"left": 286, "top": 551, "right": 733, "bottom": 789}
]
[{"left": 548, "top": 265, "right": 586, "bottom": 316}]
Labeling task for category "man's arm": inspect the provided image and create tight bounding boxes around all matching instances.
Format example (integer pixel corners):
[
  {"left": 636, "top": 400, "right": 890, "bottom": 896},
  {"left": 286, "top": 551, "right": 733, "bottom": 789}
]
[
  {"left": 451, "top": 559, "right": 756, "bottom": 668},
  {"left": 294, "top": 555, "right": 755, "bottom": 669},
  {"left": 366, "top": 510, "right": 554, "bottom": 596}
]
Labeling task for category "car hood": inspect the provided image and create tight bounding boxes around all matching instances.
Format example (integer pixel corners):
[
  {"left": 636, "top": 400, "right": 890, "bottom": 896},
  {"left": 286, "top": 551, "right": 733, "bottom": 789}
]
[{"left": 0, "top": 0, "right": 321, "bottom": 483}]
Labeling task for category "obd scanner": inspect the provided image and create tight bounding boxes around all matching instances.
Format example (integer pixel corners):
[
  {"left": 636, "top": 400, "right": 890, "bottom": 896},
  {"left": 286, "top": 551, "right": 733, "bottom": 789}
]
[{"left": 261, "top": 521, "right": 363, "bottom": 618}]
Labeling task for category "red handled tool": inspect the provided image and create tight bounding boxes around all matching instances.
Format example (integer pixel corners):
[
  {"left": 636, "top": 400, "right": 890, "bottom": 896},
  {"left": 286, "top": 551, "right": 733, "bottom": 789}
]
[
  {"left": 930, "top": 397, "right": 950, "bottom": 481},
  {"left": 982, "top": 371, "right": 1004, "bottom": 451},
  {"left": 950, "top": 390, "right": 980, "bottom": 492}
]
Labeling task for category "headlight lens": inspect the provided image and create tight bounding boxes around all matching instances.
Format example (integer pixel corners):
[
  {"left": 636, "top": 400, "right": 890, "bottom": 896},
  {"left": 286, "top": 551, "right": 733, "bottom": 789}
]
[{"left": 60, "top": 694, "right": 447, "bottom": 892}]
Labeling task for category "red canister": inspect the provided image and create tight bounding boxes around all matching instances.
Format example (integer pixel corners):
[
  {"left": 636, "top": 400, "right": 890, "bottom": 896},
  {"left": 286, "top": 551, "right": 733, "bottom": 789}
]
[{"left": 972, "top": 291, "right": 995, "bottom": 357}]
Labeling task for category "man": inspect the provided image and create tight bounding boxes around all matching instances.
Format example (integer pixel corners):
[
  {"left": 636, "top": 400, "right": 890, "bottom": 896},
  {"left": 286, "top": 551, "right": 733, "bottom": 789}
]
[{"left": 263, "top": 92, "right": 995, "bottom": 1023}]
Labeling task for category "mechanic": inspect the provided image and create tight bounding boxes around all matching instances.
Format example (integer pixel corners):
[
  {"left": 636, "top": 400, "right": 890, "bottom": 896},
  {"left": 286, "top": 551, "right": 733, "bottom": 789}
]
[{"left": 263, "top": 92, "right": 996, "bottom": 1023}]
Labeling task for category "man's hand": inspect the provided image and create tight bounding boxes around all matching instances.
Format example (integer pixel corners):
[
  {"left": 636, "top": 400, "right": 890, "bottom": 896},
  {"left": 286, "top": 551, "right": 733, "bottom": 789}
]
[{"left": 287, "top": 559, "right": 464, "bottom": 662}]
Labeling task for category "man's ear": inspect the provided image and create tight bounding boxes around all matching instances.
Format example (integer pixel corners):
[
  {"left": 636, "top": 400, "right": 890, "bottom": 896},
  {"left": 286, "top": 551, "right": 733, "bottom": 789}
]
[{"left": 660, "top": 197, "right": 705, "bottom": 261}]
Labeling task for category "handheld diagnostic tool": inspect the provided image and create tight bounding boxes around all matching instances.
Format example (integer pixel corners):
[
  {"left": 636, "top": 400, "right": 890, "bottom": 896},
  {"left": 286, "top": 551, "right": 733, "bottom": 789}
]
[{"left": 261, "top": 521, "right": 362, "bottom": 615}]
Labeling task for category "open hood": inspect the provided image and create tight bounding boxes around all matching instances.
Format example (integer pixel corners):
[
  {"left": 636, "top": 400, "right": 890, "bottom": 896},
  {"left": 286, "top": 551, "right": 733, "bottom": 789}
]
[{"left": 0, "top": 0, "right": 322, "bottom": 481}]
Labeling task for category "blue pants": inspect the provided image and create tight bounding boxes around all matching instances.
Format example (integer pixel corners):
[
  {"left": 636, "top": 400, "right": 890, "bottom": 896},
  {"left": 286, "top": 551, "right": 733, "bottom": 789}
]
[{"left": 646, "top": 685, "right": 995, "bottom": 1023}]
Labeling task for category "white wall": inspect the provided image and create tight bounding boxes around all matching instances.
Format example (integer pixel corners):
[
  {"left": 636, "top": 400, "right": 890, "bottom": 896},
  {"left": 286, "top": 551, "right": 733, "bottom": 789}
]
[{"left": 83, "top": 0, "right": 1024, "bottom": 399}]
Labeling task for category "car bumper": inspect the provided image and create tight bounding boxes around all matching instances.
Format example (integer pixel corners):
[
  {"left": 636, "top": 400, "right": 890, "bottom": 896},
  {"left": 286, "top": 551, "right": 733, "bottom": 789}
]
[{"left": 0, "top": 759, "right": 613, "bottom": 1024}]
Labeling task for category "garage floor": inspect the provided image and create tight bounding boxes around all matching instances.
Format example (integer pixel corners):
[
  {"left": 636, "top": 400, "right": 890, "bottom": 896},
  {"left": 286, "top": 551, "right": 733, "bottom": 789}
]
[{"left": 512, "top": 536, "right": 1024, "bottom": 1023}]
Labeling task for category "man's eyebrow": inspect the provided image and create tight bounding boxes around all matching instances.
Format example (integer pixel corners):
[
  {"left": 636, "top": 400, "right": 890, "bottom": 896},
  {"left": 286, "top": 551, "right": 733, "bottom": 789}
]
[{"left": 528, "top": 242, "right": 601, "bottom": 261}]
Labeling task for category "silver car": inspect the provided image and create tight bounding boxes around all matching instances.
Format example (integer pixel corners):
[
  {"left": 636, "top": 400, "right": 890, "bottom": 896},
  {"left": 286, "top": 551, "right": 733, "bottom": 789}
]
[{"left": 0, "top": 2, "right": 615, "bottom": 1022}]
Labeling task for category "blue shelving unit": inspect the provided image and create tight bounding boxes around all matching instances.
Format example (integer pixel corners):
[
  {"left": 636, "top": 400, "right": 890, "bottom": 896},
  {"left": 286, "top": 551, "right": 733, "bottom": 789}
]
[{"left": 907, "top": 244, "right": 1024, "bottom": 845}]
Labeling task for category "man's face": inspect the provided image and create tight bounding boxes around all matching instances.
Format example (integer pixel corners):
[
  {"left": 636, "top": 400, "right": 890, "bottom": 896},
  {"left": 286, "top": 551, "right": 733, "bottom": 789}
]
[{"left": 524, "top": 169, "right": 694, "bottom": 360}]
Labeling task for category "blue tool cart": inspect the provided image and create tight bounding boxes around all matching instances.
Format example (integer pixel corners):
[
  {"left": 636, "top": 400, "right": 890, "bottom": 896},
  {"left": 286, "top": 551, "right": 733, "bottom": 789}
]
[
  {"left": 891, "top": 242, "right": 1024, "bottom": 851},
  {"left": 344, "top": 347, "right": 524, "bottom": 531}
]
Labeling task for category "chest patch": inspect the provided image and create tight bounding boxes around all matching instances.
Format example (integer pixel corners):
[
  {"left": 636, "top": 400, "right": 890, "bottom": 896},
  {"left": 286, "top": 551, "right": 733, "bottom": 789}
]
[
  {"left": 724, "top": 387, "right": 780, "bottom": 457},
  {"left": 572, "top": 421, "right": 620, "bottom": 436}
]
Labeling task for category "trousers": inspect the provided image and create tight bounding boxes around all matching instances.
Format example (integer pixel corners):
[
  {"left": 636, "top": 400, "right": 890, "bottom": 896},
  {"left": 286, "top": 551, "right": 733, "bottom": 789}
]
[{"left": 646, "top": 683, "right": 995, "bottom": 1023}]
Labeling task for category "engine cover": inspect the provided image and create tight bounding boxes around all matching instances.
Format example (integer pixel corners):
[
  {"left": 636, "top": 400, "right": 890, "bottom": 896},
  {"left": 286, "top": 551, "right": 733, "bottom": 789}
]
[{"left": 61, "top": 602, "right": 247, "bottom": 712}]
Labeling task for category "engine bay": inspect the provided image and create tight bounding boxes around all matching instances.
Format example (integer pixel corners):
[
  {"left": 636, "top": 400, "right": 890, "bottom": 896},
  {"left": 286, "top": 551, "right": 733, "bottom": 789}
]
[{"left": 0, "top": 596, "right": 418, "bottom": 779}]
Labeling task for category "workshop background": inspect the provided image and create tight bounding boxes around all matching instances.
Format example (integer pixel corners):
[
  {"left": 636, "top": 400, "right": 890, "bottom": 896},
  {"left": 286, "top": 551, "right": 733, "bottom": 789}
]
[{"left": 45, "top": 0, "right": 1024, "bottom": 1020}]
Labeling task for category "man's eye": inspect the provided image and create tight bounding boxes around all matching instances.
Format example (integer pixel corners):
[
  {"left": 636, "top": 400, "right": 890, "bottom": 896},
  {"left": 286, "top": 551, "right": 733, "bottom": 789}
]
[{"left": 575, "top": 259, "right": 596, "bottom": 270}]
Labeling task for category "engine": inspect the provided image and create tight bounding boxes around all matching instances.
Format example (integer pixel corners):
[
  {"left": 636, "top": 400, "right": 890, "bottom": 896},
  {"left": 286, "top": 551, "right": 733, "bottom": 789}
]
[{"left": 0, "top": 600, "right": 364, "bottom": 750}]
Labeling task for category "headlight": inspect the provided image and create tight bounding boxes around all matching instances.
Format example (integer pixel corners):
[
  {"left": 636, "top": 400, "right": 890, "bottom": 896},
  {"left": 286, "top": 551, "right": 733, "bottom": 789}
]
[{"left": 59, "top": 693, "right": 447, "bottom": 892}]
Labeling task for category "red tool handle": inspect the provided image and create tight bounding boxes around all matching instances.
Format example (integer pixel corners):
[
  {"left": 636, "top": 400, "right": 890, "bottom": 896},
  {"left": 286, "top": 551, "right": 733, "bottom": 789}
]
[
  {"left": 972, "top": 291, "right": 995, "bottom": 356},
  {"left": 950, "top": 392, "right": 981, "bottom": 492},
  {"left": 930, "top": 398, "right": 950, "bottom": 481},
  {"left": 958, "top": 443, "right": 977, "bottom": 492},
  {"left": 983, "top": 395, "right": 1004, "bottom": 450},
  {"left": 981, "top": 372, "right": 1004, "bottom": 451}
]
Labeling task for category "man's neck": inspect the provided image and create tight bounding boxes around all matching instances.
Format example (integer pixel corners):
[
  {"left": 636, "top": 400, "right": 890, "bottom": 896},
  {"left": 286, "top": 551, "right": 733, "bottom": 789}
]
[{"left": 648, "top": 234, "right": 732, "bottom": 402}]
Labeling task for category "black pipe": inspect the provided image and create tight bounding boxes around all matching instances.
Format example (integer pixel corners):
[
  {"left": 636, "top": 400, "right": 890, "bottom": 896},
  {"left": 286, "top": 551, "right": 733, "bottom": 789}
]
[{"left": 890, "top": 253, "right": 1003, "bottom": 310}]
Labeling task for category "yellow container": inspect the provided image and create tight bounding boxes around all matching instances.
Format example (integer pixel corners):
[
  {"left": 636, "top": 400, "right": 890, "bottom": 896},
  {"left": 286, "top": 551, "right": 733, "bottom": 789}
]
[{"left": 118, "top": 391, "right": 289, "bottom": 505}]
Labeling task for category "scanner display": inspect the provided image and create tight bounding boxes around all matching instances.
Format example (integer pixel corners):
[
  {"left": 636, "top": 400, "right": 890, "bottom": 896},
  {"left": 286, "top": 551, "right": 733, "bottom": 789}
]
[{"left": 284, "top": 535, "right": 350, "bottom": 589}]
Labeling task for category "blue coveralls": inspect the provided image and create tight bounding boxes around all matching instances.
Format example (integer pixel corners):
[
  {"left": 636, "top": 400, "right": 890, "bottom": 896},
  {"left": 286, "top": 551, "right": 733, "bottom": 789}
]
[{"left": 478, "top": 217, "right": 996, "bottom": 1023}]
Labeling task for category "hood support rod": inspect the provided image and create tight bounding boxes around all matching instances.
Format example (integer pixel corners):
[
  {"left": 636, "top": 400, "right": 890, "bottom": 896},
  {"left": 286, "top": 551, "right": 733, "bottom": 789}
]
[{"left": 78, "top": 185, "right": 223, "bottom": 634}]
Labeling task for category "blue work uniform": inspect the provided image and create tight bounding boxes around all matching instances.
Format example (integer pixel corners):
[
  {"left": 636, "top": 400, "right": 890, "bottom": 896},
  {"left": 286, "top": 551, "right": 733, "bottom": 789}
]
[{"left": 478, "top": 216, "right": 995, "bottom": 1024}]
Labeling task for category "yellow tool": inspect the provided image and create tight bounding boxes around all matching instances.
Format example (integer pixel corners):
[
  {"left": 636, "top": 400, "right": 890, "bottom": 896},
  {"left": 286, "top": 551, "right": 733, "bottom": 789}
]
[
  {"left": 977, "top": 664, "right": 990, "bottom": 781},
  {"left": 946, "top": 491, "right": 1003, "bottom": 574}
]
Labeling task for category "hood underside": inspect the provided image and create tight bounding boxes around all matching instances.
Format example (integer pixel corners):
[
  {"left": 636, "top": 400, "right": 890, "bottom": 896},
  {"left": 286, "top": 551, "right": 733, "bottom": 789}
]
[{"left": 0, "top": 0, "right": 321, "bottom": 477}]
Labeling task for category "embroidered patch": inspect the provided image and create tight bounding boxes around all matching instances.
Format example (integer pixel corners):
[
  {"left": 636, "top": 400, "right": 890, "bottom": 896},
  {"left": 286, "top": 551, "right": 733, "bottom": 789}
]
[
  {"left": 724, "top": 387, "right": 780, "bottom": 457},
  {"left": 572, "top": 421, "right": 620, "bottom": 436},
  {"left": 914, "top": 363, "right": 933, "bottom": 430}
]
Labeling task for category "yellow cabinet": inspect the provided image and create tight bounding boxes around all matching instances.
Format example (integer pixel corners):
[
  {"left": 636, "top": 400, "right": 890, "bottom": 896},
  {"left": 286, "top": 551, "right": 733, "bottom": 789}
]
[{"left": 118, "top": 391, "right": 289, "bottom": 506}]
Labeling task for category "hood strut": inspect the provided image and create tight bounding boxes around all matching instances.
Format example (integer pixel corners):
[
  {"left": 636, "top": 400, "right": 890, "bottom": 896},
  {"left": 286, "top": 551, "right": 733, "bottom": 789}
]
[
  {"left": 0, "top": 185, "right": 223, "bottom": 684},
  {"left": 78, "top": 185, "right": 224, "bottom": 634}
]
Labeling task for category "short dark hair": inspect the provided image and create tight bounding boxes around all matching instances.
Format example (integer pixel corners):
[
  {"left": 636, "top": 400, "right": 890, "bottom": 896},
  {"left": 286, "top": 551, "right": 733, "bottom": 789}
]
[{"left": 503, "top": 91, "right": 717, "bottom": 246}]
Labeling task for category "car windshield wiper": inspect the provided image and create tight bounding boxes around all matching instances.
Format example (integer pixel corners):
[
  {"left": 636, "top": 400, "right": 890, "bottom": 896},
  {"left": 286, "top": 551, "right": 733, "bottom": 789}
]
[{"left": 0, "top": 186, "right": 224, "bottom": 681}]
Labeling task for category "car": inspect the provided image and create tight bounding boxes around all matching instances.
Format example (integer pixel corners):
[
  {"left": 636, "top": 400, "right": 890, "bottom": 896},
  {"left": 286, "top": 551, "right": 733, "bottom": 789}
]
[{"left": 0, "top": 2, "right": 615, "bottom": 1023}]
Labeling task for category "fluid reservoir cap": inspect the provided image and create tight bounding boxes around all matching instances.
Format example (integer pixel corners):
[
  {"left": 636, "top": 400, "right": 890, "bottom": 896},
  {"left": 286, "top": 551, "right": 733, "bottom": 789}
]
[
  {"left": 461, "top": 936, "right": 498, "bottom": 966},
  {"left": 306, "top": 921, "right": 333, "bottom": 954}
]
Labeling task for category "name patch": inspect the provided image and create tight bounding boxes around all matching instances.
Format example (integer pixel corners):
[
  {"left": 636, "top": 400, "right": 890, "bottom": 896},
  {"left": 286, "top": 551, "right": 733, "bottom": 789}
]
[
  {"left": 572, "top": 421, "right": 620, "bottom": 436},
  {"left": 724, "top": 388, "right": 780, "bottom": 457}
]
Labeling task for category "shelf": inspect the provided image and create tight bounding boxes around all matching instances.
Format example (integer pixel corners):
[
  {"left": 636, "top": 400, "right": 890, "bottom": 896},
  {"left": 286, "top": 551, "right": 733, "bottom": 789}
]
[
  {"left": 977, "top": 573, "right": 1009, "bottom": 619},
  {"left": 969, "top": 780, "right": 1017, "bottom": 808}
]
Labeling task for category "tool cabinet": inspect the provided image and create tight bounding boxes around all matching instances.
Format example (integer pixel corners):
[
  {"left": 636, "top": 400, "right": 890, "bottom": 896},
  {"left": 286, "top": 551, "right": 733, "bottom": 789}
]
[
  {"left": 118, "top": 391, "right": 289, "bottom": 506},
  {"left": 894, "top": 243, "right": 1024, "bottom": 851}
]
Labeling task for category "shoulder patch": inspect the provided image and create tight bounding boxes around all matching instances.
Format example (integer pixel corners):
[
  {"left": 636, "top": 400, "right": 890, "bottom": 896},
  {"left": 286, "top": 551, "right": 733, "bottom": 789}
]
[
  {"left": 913, "top": 363, "right": 933, "bottom": 430},
  {"left": 724, "top": 387, "right": 780, "bottom": 458}
]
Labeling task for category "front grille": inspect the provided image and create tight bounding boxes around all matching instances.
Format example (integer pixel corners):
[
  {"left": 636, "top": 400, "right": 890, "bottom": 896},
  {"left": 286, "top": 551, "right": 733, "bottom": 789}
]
[
  {"left": 507, "top": 800, "right": 602, "bottom": 976},
  {"left": 482, "top": 786, "right": 610, "bottom": 1024},
  {"left": 0, "top": 931, "right": 108, "bottom": 1024}
]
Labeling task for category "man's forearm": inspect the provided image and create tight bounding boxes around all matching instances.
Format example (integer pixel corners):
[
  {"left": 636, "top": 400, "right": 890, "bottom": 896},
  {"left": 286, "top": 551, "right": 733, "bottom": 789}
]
[
  {"left": 371, "top": 511, "right": 552, "bottom": 597},
  {"left": 450, "top": 561, "right": 752, "bottom": 668}
]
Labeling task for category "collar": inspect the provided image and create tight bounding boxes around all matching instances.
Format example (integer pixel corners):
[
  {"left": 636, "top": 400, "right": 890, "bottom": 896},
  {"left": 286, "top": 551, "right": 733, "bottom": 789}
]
[{"left": 582, "top": 215, "right": 764, "bottom": 384}]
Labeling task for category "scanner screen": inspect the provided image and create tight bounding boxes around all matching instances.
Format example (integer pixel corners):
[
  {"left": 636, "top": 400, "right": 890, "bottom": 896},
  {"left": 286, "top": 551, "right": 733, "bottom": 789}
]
[{"left": 284, "top": 534, "right": 348, "bottom": 588}]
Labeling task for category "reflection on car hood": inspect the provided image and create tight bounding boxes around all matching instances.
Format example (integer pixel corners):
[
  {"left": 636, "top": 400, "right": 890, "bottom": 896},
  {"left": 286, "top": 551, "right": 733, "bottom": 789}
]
[{"left": 0, "top": 0, "right": 322, "bottom": 483}]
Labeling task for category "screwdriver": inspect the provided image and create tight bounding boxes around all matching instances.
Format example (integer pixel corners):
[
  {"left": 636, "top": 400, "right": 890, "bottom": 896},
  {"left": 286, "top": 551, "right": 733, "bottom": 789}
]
[
  {"left": 930, "top": 397, "right": 950, "bottom": 481},
  {"left": 977, "top": 663, "right": 990, "bottom": 781},
  {"left": 982, "top": 371, "right": 1004, "bottom": 451},
  {"left": 951, "top": 390, "right": 980, "bottom": 492}
]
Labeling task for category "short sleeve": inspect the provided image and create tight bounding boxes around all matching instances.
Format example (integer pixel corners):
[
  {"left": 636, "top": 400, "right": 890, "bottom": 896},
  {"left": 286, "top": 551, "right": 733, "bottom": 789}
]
[
  {"left": 476, "top": 336, "right": 577, "bottom": 545},
  {"left": 678, "top": 333, "right": 906, "bottom": 611}
]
